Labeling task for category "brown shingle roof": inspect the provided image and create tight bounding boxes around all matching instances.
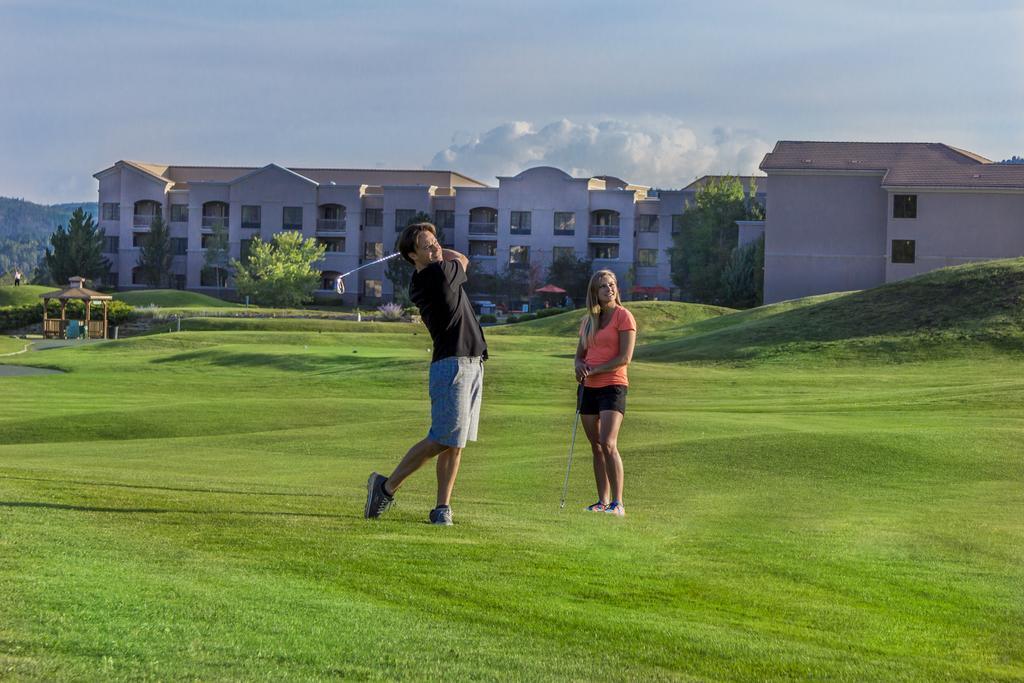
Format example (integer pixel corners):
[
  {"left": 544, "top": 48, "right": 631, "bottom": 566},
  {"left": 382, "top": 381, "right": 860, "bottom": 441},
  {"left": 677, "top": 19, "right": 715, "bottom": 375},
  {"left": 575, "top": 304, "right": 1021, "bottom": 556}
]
[{"left": 759, "top": 141, "right": 1024, "bottom": 190}]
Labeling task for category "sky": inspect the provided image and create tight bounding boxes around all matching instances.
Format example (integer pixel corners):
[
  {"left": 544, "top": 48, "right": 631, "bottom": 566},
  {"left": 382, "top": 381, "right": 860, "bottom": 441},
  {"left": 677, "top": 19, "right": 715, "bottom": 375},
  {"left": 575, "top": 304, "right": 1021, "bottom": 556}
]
[{"left": 1, "top": 0, "right": 1022, "bottom": 204}]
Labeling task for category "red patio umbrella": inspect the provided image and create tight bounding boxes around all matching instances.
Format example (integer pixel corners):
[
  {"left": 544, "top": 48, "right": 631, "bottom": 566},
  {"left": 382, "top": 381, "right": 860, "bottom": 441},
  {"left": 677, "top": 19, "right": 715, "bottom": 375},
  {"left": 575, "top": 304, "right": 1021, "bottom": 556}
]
[{"left": 535, "top": 284, "right": 567, "bottom": 294}]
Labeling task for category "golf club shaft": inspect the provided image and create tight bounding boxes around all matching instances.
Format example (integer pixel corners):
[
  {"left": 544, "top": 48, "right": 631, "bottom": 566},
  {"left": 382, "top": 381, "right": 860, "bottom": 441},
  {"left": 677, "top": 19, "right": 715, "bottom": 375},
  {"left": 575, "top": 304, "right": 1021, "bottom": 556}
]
[
  {"left": 339, "top": 252, "right": 400, "bottom": 279},
  {"left": 559, "top": 408, "right": 581, "bottom": 509}
]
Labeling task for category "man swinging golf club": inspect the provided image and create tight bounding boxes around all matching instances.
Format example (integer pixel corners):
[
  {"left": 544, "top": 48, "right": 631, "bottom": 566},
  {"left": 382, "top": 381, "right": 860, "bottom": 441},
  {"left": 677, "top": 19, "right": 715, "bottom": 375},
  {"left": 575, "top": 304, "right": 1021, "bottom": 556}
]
[{"left": 364, "top": 222, "right": 487, "bottom": 525}]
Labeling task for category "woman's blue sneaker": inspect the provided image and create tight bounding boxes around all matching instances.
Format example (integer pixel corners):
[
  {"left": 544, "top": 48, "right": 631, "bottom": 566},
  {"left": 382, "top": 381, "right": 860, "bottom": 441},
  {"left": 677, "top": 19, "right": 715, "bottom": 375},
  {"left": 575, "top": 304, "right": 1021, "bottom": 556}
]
[{"left": 586, "top": 501, "right": 608, "bottom": 512}]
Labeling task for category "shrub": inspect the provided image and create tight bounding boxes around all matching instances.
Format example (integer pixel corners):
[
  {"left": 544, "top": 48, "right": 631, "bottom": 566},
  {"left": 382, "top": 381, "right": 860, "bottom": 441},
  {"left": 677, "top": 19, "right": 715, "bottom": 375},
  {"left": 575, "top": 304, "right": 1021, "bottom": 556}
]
[
  {"left": 378, "top": 302, "right": 404, "bottom": 321},
  {"left": 506, "top": 315, "right": 519, "bottom": 324},
  {"left": 479, "top": 314, "right": 497, "bottom": 323}
]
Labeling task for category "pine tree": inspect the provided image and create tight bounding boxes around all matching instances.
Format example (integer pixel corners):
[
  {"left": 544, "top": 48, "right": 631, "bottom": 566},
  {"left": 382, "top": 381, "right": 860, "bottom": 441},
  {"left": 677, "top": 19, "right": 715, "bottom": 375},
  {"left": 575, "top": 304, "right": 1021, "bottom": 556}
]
[
  {"left": 137, "top": 215, "right": 173, "bottom": 287},
  {"left": 43, "top": 207, "right": 110, "bottom": 286}
]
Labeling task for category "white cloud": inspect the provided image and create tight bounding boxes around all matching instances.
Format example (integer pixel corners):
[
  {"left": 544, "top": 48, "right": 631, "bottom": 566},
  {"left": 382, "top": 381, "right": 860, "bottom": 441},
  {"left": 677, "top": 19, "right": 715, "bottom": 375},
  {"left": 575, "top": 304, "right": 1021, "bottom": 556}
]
[{"left": 429, "top": 118, "right": 772, "bottom": 188}]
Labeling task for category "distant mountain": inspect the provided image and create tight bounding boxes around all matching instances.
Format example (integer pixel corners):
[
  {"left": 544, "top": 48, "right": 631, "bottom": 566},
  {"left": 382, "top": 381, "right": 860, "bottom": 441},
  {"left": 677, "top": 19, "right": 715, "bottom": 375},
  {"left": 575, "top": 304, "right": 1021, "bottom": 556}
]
[{"left": 0, "top": 197, "right": 99, "bottom": 279}]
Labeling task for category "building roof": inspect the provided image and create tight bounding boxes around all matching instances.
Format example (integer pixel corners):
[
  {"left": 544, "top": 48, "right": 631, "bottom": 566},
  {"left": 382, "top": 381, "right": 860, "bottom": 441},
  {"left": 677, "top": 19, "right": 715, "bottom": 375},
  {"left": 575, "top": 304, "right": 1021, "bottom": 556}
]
[
  {"left": 760, "top": 141, "right": 1024, "bottom": 190},
  {"left": 40, "top": 276, "right": 112, "bottom": 301},
  {"left": 96, "top": 161, "right": 490, "bottom": 190}
]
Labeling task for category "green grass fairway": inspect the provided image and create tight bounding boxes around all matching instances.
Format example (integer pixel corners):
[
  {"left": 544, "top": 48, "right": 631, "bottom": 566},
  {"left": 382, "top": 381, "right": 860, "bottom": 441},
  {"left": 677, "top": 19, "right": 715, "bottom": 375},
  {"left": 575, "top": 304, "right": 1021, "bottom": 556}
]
[
  {"left": 0, "top": 336, "right": 28, "bottom": 354},
  {"left": 492, "top": 300, "right": 733, "bottom": 339},
  {"left": 1, "top": 265, "right": 1023, "bottom": 679},
  {"left": 0, "top": 285, "right": 53, "bottom": 306},
  {"left": 113, "top": 289, "right": 241, "bottom": 308}
]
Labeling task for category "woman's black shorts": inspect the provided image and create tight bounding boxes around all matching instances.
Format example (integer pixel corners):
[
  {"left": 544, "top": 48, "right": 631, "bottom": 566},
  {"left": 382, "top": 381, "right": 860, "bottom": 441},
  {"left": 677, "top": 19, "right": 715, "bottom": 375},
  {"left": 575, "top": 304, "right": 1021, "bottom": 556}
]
[{"left": 579, "top": 385, "right": 627, "bottom": 415}]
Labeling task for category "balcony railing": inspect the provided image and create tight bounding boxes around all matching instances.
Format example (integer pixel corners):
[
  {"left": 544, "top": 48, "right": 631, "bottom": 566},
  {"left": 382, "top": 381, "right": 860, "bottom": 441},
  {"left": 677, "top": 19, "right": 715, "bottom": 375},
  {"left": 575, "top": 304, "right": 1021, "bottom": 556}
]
[
  {"left": 133, "top": 214, "right": 159, "bottom": 227},
  {"left": 202, "top": 215, "right": 228, "bottom": 229},
  {"left": 589, "top": 225, "right": 620, "bottom": 238},
  {"left": 241, "top": 221, "right": 261, "bottom": 230},
  {"left": 316, "top": 218, "right": 346, "bottom": 232},
  {"left": 510, "top": 227, "right": 532, "bottom": 235},
  {"left": 469, "top": 221, "right": 497, "bottom": 235}
]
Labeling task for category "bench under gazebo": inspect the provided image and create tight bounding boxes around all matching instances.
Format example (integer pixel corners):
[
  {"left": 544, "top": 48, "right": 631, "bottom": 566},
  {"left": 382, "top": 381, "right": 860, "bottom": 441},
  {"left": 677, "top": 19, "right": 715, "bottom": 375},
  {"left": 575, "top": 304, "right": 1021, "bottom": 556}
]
[{"left": 40, "top": 276, "right": 113, "bottom": 340}]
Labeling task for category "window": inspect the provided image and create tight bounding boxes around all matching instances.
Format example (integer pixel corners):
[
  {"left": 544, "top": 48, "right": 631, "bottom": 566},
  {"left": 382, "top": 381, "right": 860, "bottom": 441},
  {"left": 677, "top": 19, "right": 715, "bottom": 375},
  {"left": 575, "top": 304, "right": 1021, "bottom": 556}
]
[
  {"left": 509, "top": 245, "right": 530, "bottom": 267},
  {"left": 318, "top": 237, "right": 346, "bottom": 253},
  {"left": 510, "top": 211, "right": 532, "bottom": 235},
  {"left": 434, "top": 210, "right": 455, "bottom": 230},
  {"left": 200, "top": 268, "right": 224, "bottom": 287},
  {"left": 552, "top": 246, "right": 576, "bottom": 262},
  {"left": 102, "top": 236, "right": 119, "bottom": 253},
  {"left": 132, "top": 233, "right": 147, "bottom": 247},
  {"left": 671, "top": 215, "right": 684, "bottom": 235},
  {"left": 173, "top": 274, "right": 186, "bottom": 290},
  {"left": 170, "top": 204, "right": 189, "bottom": 223},
  {"left": 283, "top": 206, "right": 303, "bottom": 230},
  {"left": 893, "top": 194, "right": 917, "bottom": 219},
  {"left": 590, "top": 243, "right": 619, "bottom": 260},
  {"left": 201, "top": 201, "right": 228, "bottom": 229},
  {"left": 395, "top": 209, "right": 417, "bottom": 231},
  {"left": 469, "top": 207, "right": 498, "bottom": 234},
  {"left": 201, "top": 234, "right": 214, "bottom": 249},
  {"left": 101, "top": 203, "right": 120, "bottom": 221},
  {"left": 469, "top": 241, "right": 497, "bottom": 257},
  {"left": 637, "top": 215, "right": 660, "bottom": 233},
  {"left": 892, "top": 239, "right": 915, "bottom": 264},
  {"left": 318, "top": 204, "right": 345, "bottom": 231},
  {"left": 171, "top": 238, "right": 187, "bottom": 255},
  {"left": 363, "top": 241, "right": 383, "bottom": 260},
  {"left": 364, "top": 208, "right": 383, "bottom": 227},
  {"left": 131, "top": 268, "right": 144, "bottom": 285},
  {"left": 241, "top": 205, "right": 261, "bottom": 229},
  {"left": 240, "top": 239, "right": 253, "bottom": 263},
  {"left": 321, "top": 273, "right": 339, "bottom": 290},
  {"left": 637, "top": 249, "right": 658, "bottom": 267},
  {"left": 554, "top": 212, "right": 575, "bottom": 235},
  {"left": 363, "top": 279, "right": 382, "bottom": 297}
]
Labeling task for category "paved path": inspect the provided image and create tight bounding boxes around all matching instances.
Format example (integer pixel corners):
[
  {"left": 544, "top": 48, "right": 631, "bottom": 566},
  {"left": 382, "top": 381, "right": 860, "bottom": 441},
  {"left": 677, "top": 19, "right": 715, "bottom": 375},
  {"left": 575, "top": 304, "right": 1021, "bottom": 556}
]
[{"left": 0, "top": 364, "right": 63, "bottom": 376}]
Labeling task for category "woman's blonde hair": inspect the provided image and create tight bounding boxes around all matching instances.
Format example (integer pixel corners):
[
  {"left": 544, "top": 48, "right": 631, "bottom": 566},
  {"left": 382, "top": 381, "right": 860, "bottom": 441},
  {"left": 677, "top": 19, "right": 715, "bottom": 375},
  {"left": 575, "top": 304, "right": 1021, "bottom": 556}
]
[{"left": 580, "top": 269, "right": 620, "bottom": 348}]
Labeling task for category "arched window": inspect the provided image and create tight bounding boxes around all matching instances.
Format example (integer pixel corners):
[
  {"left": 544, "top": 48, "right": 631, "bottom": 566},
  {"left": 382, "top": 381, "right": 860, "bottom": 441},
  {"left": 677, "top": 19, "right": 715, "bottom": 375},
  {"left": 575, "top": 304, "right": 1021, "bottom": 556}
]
[
  {"left": 133, "top": 200, "right": 162, "bottom": 227},
  {"left": 202, "top": 201, "right": 229, "bottom": 229},
  {"left": 469, "top": 207, "right": 497, "bottom": 234}
]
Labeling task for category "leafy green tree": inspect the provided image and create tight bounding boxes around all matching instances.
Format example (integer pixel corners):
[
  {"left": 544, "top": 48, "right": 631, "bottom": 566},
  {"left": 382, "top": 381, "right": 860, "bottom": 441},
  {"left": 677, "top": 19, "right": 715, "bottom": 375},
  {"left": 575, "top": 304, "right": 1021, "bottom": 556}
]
[
  {"left": 669, "top": 176, "right": 764, "bottom": 304},
  {"left": 385, "top": 211, "right": 435, "bottom": 304},
  {"left": 231, "top": 231, "right": 326, "bottom": 308},
  {"left": 43, "top": 207, "right": 110, "bottom": 286},
  {"left": 547, "top": 253, "right": 593, "bottom": 304},
  {"left": 720, "top": 235, "right": 765, "bottom": 308},
  {"left": 203, "top": 221, "right": 230, "bottom": 294},
  {"left": 137, "top": 215, "right": 173, "bottom": 288}
]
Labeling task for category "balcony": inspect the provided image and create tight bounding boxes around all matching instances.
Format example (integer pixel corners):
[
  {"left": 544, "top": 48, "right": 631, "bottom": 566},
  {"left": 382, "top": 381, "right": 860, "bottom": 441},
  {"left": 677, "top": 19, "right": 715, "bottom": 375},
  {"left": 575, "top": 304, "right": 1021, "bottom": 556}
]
[
  {"left": 510, "top": 227, "right": 531, "bottom": 236},
  {"left": 589, "top": 225, "right": 620, "bottom": 238},
  {"left": 133, "top": 214, "right": 159, "bottom": 228},
  {"left": 469, "top": 221, "right": 497, "bottom": 235},
  {"left": 202, "top": 215, "right": 228, "bottom": 230},
  {"left": 316, "top": 218, "right": 346, "bottom": 233}
]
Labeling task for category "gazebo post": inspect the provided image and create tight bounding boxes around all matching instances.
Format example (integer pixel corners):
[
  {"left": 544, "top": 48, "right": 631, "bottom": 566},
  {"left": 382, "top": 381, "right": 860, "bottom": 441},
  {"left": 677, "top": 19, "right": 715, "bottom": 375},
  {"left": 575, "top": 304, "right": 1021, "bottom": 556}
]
[
  {"left": 103, "top": 301, "right": 109, "bottom": 339},
  {"left": 85, "top": 298, "right": 92, "bottom": 338},
  {"left": 60, "top": 301, "right": 66, "bottom": 321}
]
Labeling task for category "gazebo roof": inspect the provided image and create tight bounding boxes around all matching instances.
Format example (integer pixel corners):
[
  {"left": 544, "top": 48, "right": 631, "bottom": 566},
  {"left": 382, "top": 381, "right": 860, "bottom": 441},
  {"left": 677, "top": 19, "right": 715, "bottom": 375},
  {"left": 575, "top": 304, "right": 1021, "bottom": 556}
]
[{"left": 40, "top": 276, "right": 113, "bottom": 301}]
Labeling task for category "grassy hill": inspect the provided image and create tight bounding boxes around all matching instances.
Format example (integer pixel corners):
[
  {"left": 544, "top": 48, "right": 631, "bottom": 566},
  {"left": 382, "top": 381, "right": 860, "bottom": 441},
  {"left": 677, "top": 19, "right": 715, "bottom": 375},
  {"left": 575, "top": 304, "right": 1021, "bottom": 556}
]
[
  {"left": 114, "top": 289, "right": 240, "bottom": 308},
  {"left": 0, "top": 284, "right": 54, "bottom": 306},
  {"left": 491, "top": 300, "right": 734, "bottom": 339},
  {"left": 637, "top": 258, "right": 1024, "bottom": 363},
  {"left": 0, "top": 322, "right": 1020, "bottom": 679}
]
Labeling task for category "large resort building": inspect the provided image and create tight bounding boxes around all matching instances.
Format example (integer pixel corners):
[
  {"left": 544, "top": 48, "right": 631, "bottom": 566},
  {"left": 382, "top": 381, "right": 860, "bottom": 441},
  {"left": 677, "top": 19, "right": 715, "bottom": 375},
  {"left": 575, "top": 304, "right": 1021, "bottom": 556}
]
[{"left": 93, "top": 160, "right": 765, "bottom": 304}]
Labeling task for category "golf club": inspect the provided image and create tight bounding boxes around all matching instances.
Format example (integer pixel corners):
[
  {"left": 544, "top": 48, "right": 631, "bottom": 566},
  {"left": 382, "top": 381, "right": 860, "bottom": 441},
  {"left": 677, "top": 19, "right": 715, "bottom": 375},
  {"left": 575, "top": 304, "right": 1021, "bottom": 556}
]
[
  {"left": 335, "top": 252, "right": 400, "bottom": 294},
  {"left": 559, "top": 383, "right": 584, "bottom": 509}
]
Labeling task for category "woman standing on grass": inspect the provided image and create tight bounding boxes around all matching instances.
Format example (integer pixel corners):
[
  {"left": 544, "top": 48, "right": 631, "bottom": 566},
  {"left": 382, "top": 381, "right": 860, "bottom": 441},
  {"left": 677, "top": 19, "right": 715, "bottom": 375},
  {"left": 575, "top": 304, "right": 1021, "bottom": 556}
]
[{"left": 574, "top": 269, "right": 636, "bottom": 516}]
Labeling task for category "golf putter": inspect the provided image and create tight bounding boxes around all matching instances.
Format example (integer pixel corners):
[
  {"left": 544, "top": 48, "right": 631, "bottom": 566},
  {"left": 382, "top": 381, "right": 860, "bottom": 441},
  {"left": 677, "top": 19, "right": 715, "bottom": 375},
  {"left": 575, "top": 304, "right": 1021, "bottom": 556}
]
[{"left": 559, "top": 383, "right": 584, "bottom": 509}]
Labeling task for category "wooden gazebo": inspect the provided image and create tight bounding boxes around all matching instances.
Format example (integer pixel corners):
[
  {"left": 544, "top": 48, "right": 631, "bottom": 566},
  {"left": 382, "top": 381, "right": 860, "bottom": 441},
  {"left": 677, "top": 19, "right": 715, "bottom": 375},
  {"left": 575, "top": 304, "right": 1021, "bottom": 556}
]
[{"left": 40, "top": 276, "right": 113, "bottom": 339}]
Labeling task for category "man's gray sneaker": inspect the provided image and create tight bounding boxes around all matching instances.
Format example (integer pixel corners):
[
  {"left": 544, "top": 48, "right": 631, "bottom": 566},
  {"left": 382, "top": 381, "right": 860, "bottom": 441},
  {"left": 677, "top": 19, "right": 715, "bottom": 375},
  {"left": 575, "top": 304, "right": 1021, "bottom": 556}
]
[
  {"left": 365, "top": 472, "right": 394, "bottom": 519},
  {"left": 429, "top": 505, "right": 453, "bottom": 526}
]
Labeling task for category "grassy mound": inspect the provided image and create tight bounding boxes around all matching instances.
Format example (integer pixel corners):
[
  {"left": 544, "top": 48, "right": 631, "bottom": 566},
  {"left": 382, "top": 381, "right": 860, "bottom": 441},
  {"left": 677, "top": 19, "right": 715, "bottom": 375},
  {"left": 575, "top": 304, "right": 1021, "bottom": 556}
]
[
  {"left": 490, "top": 300, "right": 734, "bottom": 338},
  {"left": 114, "top": 289, "right": 240, "bottom": 308},
  {"left": 0, "top": 285, "right": 53, "bottom": 306},
  {"left": 638, "top": 258, "right": 1024, "bottom": 363}
]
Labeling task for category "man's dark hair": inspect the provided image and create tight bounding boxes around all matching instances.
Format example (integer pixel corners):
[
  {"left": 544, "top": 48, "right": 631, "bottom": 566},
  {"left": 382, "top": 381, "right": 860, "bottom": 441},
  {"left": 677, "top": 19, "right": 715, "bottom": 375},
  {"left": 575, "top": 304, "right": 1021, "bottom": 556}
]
[{"left": 397, "top": 222, "right": 437, "bottom": 265}]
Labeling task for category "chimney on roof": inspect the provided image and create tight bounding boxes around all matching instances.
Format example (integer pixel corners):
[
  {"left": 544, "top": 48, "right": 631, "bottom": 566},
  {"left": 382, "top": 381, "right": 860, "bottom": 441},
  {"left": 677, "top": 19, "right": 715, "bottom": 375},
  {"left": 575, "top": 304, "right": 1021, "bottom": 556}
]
[{"left": 69, "top": 276, "right": 85, "bottom": 288}]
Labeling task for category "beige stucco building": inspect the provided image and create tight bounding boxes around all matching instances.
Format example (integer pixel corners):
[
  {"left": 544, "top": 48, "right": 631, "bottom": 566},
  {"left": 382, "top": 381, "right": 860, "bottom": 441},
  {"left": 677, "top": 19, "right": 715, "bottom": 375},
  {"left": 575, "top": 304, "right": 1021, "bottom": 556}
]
[
  {"left": 94, "top": 161, "right": 762, "bottom": 304},
  {"left": 759, "top": 141, "right": 1024, "bottom": 303}
]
